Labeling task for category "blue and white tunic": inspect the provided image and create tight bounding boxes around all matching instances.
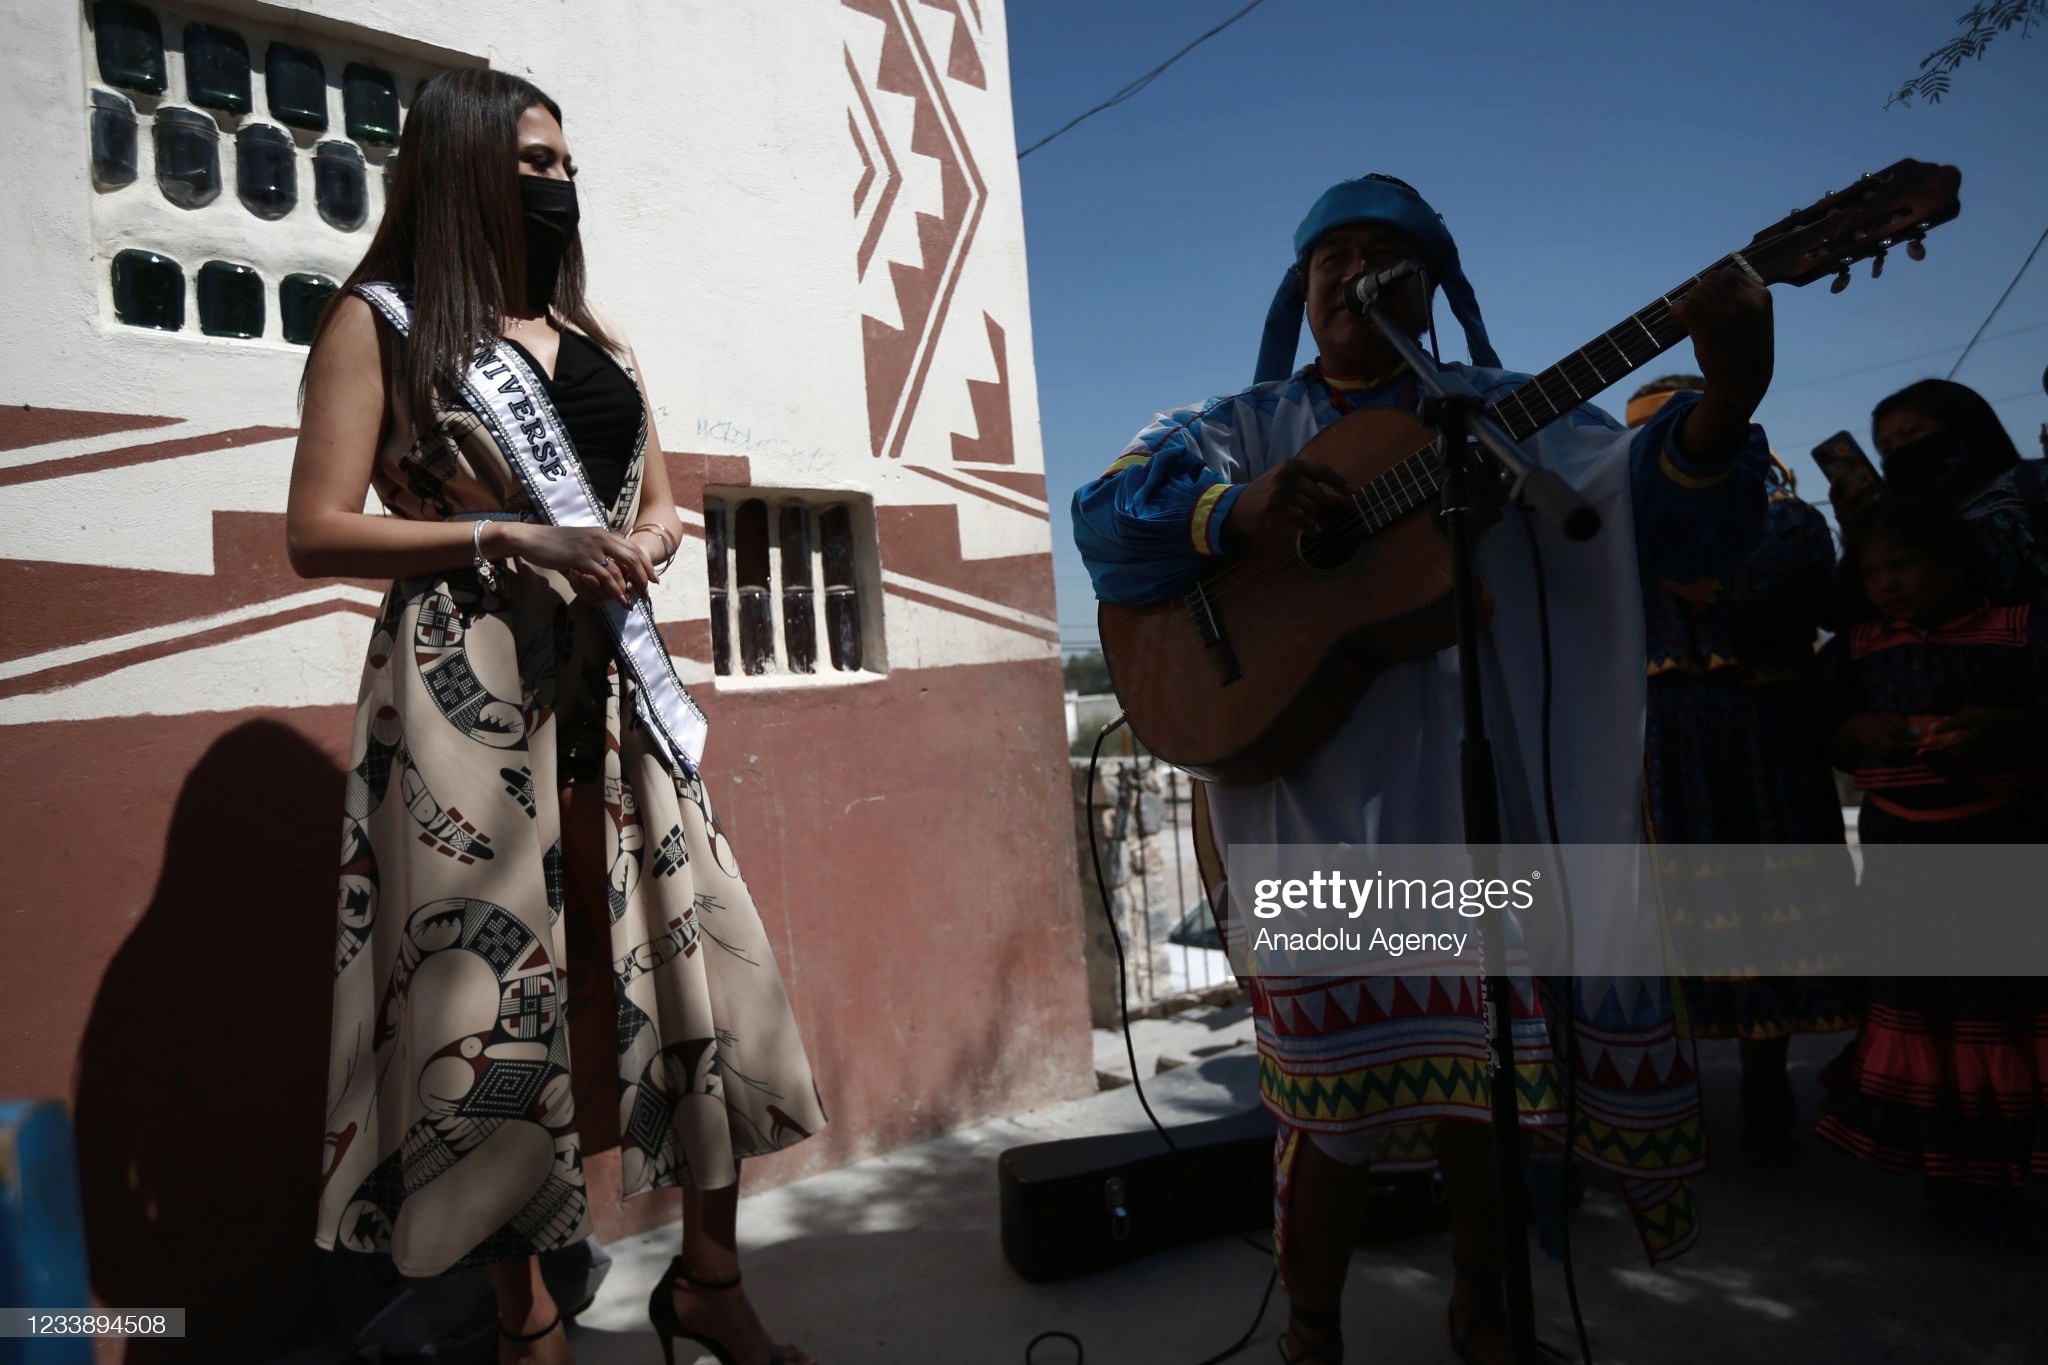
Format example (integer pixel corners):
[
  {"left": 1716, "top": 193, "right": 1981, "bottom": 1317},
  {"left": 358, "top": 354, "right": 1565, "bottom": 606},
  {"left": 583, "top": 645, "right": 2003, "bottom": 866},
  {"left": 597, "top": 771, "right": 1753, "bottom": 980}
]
[
  {"left": 1076, "top": 360, "right": 1767, "bottom": 848},
  {"left": 1073, "top": 361, "right": 1771, "bottom": 1262}
]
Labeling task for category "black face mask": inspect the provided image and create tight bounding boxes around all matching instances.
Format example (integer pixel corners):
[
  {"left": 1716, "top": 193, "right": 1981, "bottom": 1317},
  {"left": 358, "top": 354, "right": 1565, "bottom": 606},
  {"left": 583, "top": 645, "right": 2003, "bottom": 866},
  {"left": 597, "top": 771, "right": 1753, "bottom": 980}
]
[
  {"left": 1881, "top": 429, "right": 1969, "bottom": 501},
  {"left": 517, "top": 175, "right": 579, "bottom": 312}
]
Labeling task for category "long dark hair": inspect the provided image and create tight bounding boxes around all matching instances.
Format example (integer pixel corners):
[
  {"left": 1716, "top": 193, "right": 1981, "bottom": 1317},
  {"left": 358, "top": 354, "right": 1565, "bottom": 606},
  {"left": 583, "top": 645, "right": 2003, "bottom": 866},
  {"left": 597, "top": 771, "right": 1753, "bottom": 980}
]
[
  {"left": 1872, "top": 379, "right": 2023, "bottom": 481},
  {"left": 314, "top": 67, "right": 613, "bottom": 430}
]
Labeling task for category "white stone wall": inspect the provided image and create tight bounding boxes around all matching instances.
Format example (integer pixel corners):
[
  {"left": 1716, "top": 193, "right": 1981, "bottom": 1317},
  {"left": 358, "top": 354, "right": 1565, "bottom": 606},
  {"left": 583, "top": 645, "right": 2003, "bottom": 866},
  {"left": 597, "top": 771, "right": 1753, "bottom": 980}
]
[{"left": 0, "top": 0, "right": 1054, "bottom": 723}]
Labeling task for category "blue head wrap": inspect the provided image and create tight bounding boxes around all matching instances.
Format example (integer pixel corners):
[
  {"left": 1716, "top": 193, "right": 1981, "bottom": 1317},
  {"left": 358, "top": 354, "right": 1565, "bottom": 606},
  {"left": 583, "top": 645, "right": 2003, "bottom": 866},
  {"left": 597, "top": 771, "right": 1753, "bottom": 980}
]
[{"left": 1253, "top": 175, "right": 1501, "bottom": 383}]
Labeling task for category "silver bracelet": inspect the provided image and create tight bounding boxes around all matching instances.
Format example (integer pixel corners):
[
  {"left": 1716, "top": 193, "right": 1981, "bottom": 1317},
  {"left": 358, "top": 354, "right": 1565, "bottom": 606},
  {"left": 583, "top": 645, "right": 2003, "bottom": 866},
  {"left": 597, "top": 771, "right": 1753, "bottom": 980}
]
[
  {"left": 472, "top": 519, "right": 501, "bottom": 592},
  {"left": 632, "top": 522, "right": 676, "bottom": 566}
]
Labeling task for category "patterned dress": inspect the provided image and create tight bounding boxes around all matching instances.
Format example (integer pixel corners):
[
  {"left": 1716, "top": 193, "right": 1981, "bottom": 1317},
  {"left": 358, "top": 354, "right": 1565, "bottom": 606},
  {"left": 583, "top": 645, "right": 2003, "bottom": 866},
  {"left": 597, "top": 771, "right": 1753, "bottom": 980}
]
[
  {"left": 316, "top": 307, "right": 826, "bottom": 1276},
  {"left": 1959, "top": 464, "right": 2048, "bottom": 606},
  {"left": 1644, "top": 486, "right": 1862, "bottom": 1038},
  {"left": 1810, "top": 602, "right": 2048, "bottom": 1186},
  {"left": 1075, "top": 361, "right": 1773, "bottom": 1262}
]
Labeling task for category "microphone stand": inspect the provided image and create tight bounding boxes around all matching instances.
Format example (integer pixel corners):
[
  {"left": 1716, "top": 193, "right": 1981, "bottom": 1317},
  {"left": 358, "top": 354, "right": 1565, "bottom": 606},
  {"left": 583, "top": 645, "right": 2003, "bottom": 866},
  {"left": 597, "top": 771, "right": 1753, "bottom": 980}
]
[{"left": 1347, "top": 272, "right": 1599, "bottom": 1365}]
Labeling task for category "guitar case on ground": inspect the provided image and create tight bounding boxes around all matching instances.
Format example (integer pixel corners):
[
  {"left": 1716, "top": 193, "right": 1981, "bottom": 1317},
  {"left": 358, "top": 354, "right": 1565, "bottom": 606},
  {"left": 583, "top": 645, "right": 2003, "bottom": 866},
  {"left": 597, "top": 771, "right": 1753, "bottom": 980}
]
[{"left": 998, "top": 1107, "right": 1452, "bottom": 1283}]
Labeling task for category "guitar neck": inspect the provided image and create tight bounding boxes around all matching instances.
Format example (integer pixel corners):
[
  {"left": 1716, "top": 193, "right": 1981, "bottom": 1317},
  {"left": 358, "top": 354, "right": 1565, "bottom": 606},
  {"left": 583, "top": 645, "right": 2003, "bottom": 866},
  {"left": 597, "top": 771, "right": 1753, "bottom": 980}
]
[
  {"left": 1485, "top": 254, "right": 1734, "bottom": 441},
  {"left": 1346, "top": 253, "right": 1743, "bottom": 540}
]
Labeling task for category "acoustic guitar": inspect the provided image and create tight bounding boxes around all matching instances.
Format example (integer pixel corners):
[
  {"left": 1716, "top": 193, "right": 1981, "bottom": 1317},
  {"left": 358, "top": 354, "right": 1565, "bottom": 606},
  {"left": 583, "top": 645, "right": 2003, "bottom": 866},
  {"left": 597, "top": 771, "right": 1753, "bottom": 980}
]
[{"left": 1099, "top": 159, "right": 1962, "bottom": 786}]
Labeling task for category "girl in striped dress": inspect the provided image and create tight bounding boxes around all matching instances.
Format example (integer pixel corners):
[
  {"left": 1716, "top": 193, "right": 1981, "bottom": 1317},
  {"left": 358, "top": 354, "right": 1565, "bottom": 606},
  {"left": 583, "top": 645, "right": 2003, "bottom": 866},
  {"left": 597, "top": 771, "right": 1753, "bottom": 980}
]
[{"left": 1811, "top": 501, "right": 2048, "bottom": 1215}]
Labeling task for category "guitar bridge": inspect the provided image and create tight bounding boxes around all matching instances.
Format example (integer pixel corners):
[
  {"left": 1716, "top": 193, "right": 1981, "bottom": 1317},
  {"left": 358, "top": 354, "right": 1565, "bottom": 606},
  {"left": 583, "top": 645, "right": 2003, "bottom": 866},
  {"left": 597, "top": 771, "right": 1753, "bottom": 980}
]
[{"left": 1187, "top": 579, "right": 1242, "bottom": 686}]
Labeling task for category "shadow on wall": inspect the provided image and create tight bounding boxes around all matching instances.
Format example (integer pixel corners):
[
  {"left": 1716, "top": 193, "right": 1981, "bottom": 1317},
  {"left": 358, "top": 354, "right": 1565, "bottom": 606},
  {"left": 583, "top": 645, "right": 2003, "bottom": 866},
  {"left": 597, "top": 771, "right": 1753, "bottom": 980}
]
[{"left": 72, "top": 720, "right": 343, "bottom": 1364}]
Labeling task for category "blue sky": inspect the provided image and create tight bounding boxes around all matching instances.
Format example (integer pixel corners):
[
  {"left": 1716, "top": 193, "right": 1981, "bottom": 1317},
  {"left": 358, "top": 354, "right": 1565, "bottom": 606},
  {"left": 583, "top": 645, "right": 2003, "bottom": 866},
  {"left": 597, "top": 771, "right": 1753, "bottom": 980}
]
[{"left": 1005, "top": 0, "right": 2048, "bottom": 653}]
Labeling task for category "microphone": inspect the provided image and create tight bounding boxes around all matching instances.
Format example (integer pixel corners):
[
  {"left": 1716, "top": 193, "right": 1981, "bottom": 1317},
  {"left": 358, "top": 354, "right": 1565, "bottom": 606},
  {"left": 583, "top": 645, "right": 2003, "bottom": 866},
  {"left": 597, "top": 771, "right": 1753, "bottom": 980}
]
[{"left": 1341, "top": 259, "right": 1423, "bottom": 315}]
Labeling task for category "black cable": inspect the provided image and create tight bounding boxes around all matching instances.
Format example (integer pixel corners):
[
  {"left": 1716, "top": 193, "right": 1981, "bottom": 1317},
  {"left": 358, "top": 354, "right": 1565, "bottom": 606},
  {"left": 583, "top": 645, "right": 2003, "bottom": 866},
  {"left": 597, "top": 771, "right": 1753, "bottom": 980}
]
[
  {"left": 1946, "top": 222, "right": 2048, "bottom": 380},
  {"left": 1087, "top": 715, "right": 1180, "bottom": 1151},
  {"left": 1025, "top": 1330, "right": 1083, "bottom": 1364},
  {"left": 1521, "top": 511, "right": 1595, "bottom": 1365},
  {"left": 1016, "top": 0, "right": 1276, "bottom": 160},
  {"left": 1192, "top": 1265, "right": 1282, "bottom": 1365},
  {"left": 1082, "top": 722, "right": 1267, "bottom": 1246},
  {"left": 1021, "top": 717, "right": 1277, "bottom": 1364}
]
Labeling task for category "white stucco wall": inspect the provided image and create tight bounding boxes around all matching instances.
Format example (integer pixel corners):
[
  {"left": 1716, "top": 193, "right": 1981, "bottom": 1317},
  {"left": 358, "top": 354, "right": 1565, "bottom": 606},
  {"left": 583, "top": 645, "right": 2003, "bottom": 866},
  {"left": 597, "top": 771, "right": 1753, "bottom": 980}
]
[{"left": 0, "top": 0, "right": 1052, "bottom": 722}]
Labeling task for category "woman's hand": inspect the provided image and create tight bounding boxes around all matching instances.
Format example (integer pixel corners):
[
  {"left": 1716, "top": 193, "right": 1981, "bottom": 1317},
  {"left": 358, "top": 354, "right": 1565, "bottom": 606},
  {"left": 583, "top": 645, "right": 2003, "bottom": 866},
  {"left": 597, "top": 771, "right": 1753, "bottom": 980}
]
[
  {"left": 1927, "top": 707, "right": 2046, "bottom": 757},
  {"left": 1839, "top": 712, "right": 1911, "bottom": 762},
  {"left": 500, "top": 523, "right": 653, "bottom": 606},
  {"left": 627, "top": 526, "right": 673, "bottom": 583}
]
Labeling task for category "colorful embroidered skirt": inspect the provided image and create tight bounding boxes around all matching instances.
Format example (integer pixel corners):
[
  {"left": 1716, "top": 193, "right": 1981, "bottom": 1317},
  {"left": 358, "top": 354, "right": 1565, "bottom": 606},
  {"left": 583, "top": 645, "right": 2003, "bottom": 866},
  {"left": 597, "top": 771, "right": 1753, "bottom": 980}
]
[{"left": 1254, "top": 972, "right": 1707, "bottom": 1264}]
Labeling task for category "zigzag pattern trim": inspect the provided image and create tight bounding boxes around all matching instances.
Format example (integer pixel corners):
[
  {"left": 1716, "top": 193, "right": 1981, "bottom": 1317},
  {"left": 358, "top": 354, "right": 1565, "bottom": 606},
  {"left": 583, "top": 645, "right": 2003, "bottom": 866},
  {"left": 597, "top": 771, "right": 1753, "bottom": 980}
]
[
  {"left": 1260, "top": 1055, "right": 1560, "bottom": 1124},
  {"left": 1571, "top": 1113, "right": 1708, "bottom": 1173},
  {"left": 1262, "top": 1057, "right": 1708, "bottom": 1175},
  {"left": 1622, "top": 1176, "right": 1703, "bottom": 1264}
]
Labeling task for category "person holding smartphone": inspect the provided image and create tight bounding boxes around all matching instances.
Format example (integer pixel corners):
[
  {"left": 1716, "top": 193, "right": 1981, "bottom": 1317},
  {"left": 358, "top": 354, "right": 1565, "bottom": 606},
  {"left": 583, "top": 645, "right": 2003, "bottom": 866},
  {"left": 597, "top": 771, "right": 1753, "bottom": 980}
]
[{"left": 1863, "top": 379, "right": 2048, "bottom": 604}]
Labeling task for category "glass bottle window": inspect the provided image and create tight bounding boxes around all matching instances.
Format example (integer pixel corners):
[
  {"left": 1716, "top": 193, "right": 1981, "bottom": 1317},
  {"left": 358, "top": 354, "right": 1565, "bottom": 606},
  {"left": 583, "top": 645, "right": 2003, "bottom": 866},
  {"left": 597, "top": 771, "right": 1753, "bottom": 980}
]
[
  {"left": 197, "top": 261, "right": 263, "bottom": 338},
  {"left": 152, "top": 107, "right": 220, "bottom": 209},
  {"left": 280, "top": 273, "right": 338, "bottom": 345},
  {"left": 265, "top": 42, "right": 327, "bottom": 131},
  {"left": 94, "top": 1, "right": 165, "bottom": 95},
  {"left": 183, "top": 24, "right": 250, "bottom": 114},
  {"left": 235, "top": 123, "right": 295, "bottom": 220},
  {"left": 112, "top": 249, "right": 183, "bottom": 330},
  {"left": 820, "top": 505, "right": 864, "bottom": 672},
  {"left": 343, "top": 63, "right": 399, "bottom": 146},
  {"left": 313, "top": 140, "right": 366, "bottom": 230},
  {"left": 90, "top": 89, "right": 138, "bottom": 191},
  {"left": 705, "top": 501, "right": 732, "bottom": 676},
  {"left": 733, "top": 499, "right": 776, "bottom": 675},
  {"left": 702, "top": 495, "right": 875, "bottom": 680},
  {"left": 778, "top": 504, "right": 817, "bottom": 674}
]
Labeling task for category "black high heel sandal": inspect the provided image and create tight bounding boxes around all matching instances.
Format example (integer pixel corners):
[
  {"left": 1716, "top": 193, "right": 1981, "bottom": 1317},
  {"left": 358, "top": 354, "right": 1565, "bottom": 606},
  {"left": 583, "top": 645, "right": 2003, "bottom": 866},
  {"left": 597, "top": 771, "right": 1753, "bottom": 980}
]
[
  {"left": 1276, "top": 1301, "right": 1342, "bottom": 1363},
  {"left": 647, "top": 1255, "right": 786, "bottom": 1365},
  {"left": 499, "top": 1309, "right": 563, "bottom": 1354}
]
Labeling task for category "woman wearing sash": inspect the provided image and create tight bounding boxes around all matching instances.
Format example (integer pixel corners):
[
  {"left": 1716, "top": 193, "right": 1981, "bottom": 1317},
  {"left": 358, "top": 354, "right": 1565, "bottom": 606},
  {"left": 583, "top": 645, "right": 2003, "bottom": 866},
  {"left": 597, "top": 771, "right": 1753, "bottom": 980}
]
[{"left": 287, "top": 68, "right": 825, "bottom": 1365}]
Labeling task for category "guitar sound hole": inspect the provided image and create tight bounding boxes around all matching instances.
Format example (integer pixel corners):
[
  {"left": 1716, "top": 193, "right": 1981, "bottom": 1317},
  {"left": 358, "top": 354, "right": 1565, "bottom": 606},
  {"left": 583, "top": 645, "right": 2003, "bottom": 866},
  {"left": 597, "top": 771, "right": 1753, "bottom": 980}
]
[{"left": 1297, "top": 525, "right": 1366, "bottom": 572}]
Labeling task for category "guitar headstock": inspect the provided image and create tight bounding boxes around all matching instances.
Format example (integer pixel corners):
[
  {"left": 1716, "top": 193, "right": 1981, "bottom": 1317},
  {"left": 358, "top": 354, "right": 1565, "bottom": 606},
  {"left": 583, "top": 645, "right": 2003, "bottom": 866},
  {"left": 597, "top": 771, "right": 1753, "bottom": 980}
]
[{"left": 1742, "top": 159, "right": 1961, "bottom": 291}]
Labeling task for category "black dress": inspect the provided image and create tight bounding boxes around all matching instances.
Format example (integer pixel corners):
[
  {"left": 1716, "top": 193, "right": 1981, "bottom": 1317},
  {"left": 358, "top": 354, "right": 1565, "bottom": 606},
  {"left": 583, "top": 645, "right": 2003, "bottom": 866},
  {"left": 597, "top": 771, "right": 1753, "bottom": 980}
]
[
  {"left": 504, "top": 327, "right": 648, "bottom": 785},
  {"left": 504, "top": 327, "right": 643, "bottom": 513}
]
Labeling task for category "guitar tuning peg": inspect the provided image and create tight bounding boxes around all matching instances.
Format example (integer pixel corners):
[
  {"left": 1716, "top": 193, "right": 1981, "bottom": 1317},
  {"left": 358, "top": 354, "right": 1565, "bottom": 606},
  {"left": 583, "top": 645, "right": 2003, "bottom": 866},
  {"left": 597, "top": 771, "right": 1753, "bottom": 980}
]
[
  {"left": 1906, "top": 234, "right": 1927, "bottom": 261},
  {"left": 1830, "top": 265, "right": 1852, "bottom": 294},
  {"left": 1871, "top": 247, "right": 1887, "bottom": 279}
]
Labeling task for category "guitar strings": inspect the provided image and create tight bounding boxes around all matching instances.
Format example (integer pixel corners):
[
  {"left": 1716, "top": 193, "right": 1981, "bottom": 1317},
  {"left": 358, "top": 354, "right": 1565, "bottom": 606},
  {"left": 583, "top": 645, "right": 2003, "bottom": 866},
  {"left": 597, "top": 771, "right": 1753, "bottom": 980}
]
[
  {"left": 1163, "top": 222, "right": 1838, "bottom": 626},
  {"left": 1169, "top": 443, "right": 1447, "bottom": 622},
  {"left": 1166, "top": 288, "right": 1691, "bottom": 625}
]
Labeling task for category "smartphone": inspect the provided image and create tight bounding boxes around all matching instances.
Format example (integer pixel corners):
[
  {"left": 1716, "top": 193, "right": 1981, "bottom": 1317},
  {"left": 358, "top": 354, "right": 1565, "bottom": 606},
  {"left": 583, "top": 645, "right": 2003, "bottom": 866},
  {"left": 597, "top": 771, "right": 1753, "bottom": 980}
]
[{"left": 1811, "top": 430, "right": 1882, "bottom": 510}]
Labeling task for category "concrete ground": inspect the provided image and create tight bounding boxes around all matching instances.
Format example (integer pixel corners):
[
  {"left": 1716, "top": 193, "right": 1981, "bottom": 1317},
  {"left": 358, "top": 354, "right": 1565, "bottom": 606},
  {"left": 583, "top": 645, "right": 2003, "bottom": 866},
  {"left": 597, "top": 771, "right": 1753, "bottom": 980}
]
[
  {"left": 1091, "top": 998, "right": 1259, "bottom": 1088},
  {"left": 559, "top": 1018, "right": 2043, "bottom": 1365}
]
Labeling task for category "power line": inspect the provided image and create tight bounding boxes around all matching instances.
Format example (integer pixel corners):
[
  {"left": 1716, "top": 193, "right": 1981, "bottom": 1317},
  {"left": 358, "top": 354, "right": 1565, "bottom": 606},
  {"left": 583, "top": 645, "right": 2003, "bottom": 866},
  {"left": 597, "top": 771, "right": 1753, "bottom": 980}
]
[
  {"left": 1776, "top": 318, "right": 2048, "bottom": 392},
  {"left": 1947, "top": 222, "right": 2048, "bottom": 380},
  {"left": 1016, "top": 0, "right": 1276, "bottom": 160}
]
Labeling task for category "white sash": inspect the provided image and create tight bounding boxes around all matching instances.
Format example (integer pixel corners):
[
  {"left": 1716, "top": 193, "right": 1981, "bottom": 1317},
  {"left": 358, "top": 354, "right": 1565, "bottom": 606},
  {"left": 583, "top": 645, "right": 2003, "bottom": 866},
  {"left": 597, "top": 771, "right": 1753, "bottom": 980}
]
[{"left": 357, "top": 282, "right": 709, "bottom": 778}]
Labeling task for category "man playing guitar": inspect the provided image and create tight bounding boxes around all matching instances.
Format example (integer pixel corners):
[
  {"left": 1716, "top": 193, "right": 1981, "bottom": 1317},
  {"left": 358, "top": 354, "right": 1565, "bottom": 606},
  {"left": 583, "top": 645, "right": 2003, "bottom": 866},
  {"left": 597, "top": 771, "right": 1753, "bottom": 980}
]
[{"left": 1072, "top": 174, "right": 1775, "bottom": 1363}]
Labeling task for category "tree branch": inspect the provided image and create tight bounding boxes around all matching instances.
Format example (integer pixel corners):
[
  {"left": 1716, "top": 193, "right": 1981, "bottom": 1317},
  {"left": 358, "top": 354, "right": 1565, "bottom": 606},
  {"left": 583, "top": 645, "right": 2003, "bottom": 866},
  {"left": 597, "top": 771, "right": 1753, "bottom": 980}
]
[{"left": 1888, "top": 0, "right": 2045, "bottom": 107}]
